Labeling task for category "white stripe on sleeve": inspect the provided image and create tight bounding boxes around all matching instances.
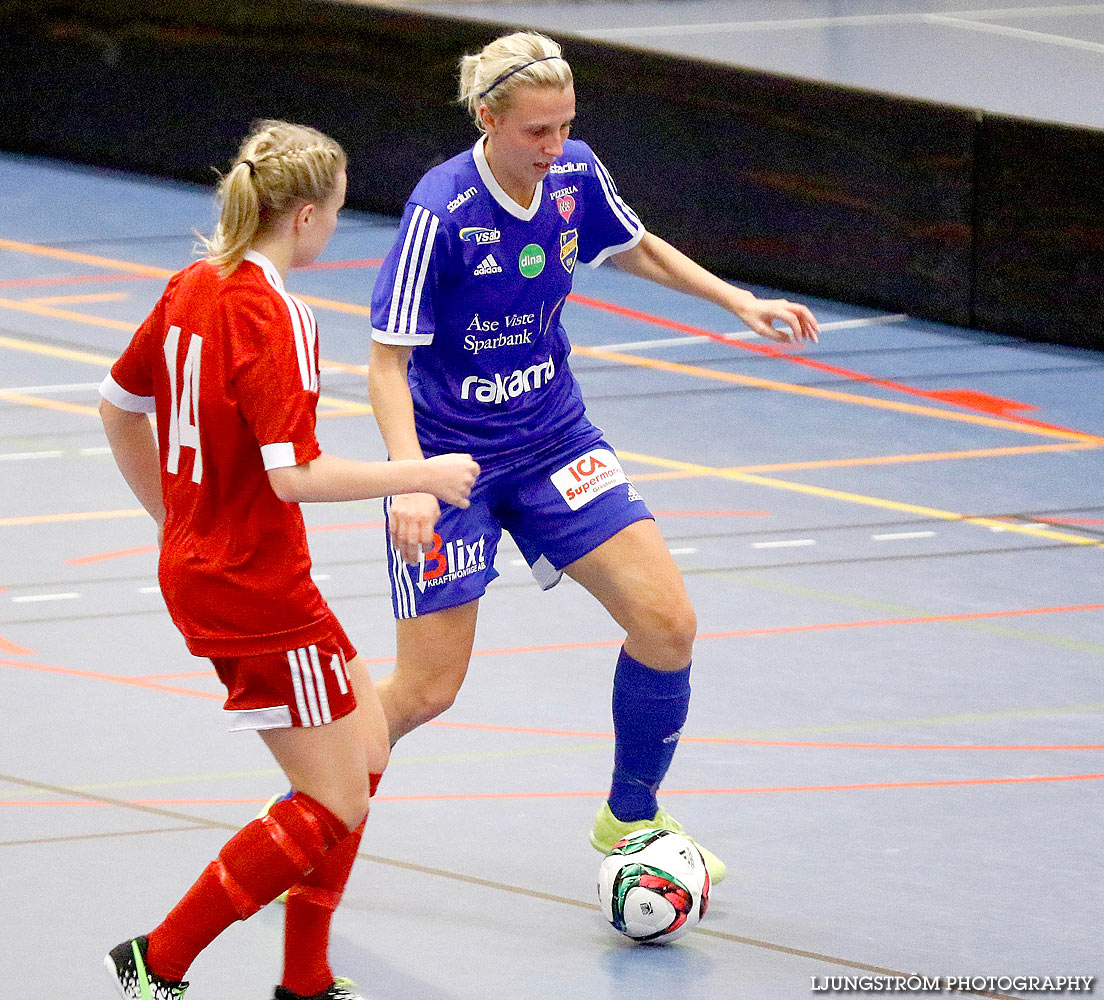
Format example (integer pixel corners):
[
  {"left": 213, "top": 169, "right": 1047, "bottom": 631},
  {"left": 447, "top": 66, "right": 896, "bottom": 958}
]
[
  {"left": 260, "top": 441, "right": 297, "bottom": 470},
  {"left": 99, "top": 374, "right": 156, "bottom": 413}
]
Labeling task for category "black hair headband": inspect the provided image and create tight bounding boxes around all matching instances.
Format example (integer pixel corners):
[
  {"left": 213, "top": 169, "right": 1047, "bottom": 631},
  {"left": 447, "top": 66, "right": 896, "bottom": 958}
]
[{"left": 479, "top": 55, "right": 564, "bottom": 99}]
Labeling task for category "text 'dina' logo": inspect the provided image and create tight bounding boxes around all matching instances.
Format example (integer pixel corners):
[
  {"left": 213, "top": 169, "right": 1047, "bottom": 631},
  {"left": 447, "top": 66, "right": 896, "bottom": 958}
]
[{"left": 550, "top": 448, "right": 629, "bottom": 510}]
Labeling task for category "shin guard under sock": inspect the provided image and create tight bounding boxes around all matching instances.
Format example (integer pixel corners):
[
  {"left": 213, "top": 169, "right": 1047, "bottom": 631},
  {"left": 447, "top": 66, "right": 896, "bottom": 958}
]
[
  {"left": 146, "top": 792, "right": 349, "bottom": 981},
  {"left": 608, "top": 648, "right": 691, "bottom": 822}
]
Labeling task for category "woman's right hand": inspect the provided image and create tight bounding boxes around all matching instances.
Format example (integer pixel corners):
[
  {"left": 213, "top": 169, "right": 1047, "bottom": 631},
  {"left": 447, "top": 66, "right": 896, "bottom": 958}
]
[
  {"left": 425, "top": 453, "right": 480, "bottom": 509},
  {"left": 389, "top": 492, "right": 443, "bottom": 566}
]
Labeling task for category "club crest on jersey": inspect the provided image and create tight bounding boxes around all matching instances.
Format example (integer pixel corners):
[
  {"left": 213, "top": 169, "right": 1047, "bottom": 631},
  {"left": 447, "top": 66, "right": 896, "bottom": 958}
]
[
  {"left": 459, "top": 226, "right": 501, "bottom": 245},
  {"left": 560, "top": 229, "right": 578, "bottom": 274}
]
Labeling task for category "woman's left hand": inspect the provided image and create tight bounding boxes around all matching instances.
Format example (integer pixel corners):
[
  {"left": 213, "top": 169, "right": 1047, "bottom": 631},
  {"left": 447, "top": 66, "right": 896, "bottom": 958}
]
[{"left": 740, "top": 299, "right": 819, "bottom": 343}]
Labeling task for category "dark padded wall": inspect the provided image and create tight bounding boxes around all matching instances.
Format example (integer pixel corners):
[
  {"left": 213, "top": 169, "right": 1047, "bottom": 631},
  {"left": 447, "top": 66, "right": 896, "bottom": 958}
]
[
  {"left": 0, "top": 1, "right": 1099, "bottom": 347},
  {"left": 973, "top": 116, "right": 1104, "bottom": 348}
]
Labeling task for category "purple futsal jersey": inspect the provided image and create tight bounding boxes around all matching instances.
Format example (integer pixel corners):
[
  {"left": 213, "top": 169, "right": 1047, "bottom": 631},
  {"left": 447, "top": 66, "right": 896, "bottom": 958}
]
[
  {"left": 370, "top": 136, "right": 643, "bottom": 465},
  {"left": 371, "top": 137, "right": 652, "bottom": 617}
]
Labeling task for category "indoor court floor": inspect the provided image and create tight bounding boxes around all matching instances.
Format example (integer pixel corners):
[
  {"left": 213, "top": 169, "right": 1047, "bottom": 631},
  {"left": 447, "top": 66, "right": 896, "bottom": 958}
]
[{"left": 2, "top": 125, "right": 1102, "bottom": 997}]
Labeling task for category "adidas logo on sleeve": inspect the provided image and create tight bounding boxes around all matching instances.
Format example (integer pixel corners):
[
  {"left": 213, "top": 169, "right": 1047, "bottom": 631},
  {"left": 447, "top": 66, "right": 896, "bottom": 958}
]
[{"left": 473, "top": 253, "right": 503, "bottom": 276}]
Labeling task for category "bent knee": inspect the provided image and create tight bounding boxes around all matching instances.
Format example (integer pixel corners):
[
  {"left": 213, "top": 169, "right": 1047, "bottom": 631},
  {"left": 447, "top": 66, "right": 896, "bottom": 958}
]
[{"left": 628, "top": 598, "right": 697, "bottom": 668}]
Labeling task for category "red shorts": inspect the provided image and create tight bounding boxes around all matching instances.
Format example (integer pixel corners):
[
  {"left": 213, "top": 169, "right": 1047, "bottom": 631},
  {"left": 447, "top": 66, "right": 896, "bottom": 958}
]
[{"left": 211, "top": 625, "right": 358, "bottom": 732}]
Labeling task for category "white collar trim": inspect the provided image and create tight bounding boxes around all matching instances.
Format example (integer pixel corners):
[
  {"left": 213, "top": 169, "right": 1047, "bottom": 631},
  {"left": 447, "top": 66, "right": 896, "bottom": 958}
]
[
  {"left": 243, "top": 250, "right": 283, "bottom": 289},
  {"left": 473, "top": 135, "right": 543, "bottom": 221}
]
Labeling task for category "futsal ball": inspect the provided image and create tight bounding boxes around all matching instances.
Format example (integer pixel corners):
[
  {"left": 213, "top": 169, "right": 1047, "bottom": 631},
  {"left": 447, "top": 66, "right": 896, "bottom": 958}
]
[{"left": 597, "top": 828, "right": 710, "bottom": 943}]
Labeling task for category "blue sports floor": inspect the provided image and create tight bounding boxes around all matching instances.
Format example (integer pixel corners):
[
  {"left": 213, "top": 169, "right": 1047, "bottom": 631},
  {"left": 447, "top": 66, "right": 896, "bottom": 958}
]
[{"left": 2, "top": 135, "right": 1103, "bottom": 997}]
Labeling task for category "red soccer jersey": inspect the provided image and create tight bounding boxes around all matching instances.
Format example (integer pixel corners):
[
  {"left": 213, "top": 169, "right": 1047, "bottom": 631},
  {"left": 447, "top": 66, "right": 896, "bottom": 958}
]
[{"left": 101, "top": 251, "right": 335, "bottom": 657}]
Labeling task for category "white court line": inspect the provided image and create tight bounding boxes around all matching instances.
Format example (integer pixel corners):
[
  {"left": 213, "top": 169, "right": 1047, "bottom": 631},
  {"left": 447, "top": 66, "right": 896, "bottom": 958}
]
[
  {"left": 137, "top": 586, "right": 161, "bottom": 594},
  {"left": 872, "top": 531, "right": 937, "bottom": 541},
  {"left": 927, "top": 14, "right": 1104, "bottom": 53},
  {"left": 0, "top": 450, "right": 64, "bottom": 461},
  {"left": 752, "top": 539, "right": 816, "bottom": 549},
  {"left": 0, "top": 446, "right": 112, "bottom": 461},
  {"left": 583, "top": 4, "right": 1104, "bottom": 36},
  {"left": 0, "top": 382, "right": 101, "bottom": 394},
  {"left": 668, "top": 547, "right": 698, "bottom": 555},
  {"left": 594, "top": 314, "right": 908, "bottom": 353},
  {"left": 11, "top": 592, "right": 81, "bottom": 603}
]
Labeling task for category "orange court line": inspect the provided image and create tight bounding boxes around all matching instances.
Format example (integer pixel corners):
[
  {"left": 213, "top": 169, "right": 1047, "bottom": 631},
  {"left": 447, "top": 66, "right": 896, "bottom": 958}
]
[
  {"left": 626, "top": 442, "right": 1101, "bottom": 482},
  {"left": 731, "top": 441, "right": 1100, "bottom": 473},
  {"left": 447, "top": 602, "right": 1104, "bottom": 664},
  {"left": 567, "top": 292, "right": 1094, "bottom": 438},
  {"left": 296, "top": 257, "right": 383, "bottom": 271},
  {"left": 129, "top": 601, "right": 1104, "bottom": 681},
  {"left": 23, "top": 292, "right": 129, "bottom": 306},
  {"left": 0, "top": 658, "right": 220, "bottom": 701},
  {"left": 5, "top": 237, "right": 1101, "bottom": 444},
  {"left": 651, "top": 508, "right": 770, "bottom": 517},
  {"left": 67, "top": 544, "right": 156, "bottom": 566},
  {"left": 4, "top": 773, "right": 1102, "bottom": 808},
  {"left": 0, "top": 272, "right": 150, "bottom": 291},
  {"left": 65, "top": 519, "right": 386, "bottom": 564},
  {"left": 427, "top": 720, "right": 1104, "bottom": 751},
  {"left": 0, "top": 508, "right": 147, "bottom": 528}
]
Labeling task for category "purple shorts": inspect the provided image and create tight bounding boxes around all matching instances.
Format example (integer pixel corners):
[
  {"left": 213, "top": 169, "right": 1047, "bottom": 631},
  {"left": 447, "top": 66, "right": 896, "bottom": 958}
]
[{"left": 383, "top": 432, "right": 652, "bottom": 619}]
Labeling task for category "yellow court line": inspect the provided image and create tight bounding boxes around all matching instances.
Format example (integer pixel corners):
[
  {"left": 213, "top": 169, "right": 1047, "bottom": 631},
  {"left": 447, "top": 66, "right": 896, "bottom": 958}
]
[
  {"left": 3, "top": 238, "right": 1102, "bottom": 446},
  {"left": 734, "top": 441, "right": 1100, "bottom": 473},
  {"left": 0, "top": 237, "right": 173, "bottom": 278},
  {"left": 0, "top": 334, "right": 116, "bottom": 367},
  {"left": 0, "top": 391, "right": 99, "bottom": 417},
  {"left": 0, "top": 295, "right": 136, "bottom": 332},
  {"left": 0, "top": 509, "right": 147, "bottom": 527},
  {"left": 572, "top": 344, "right": 1104, "bottom": 445},
  {"left": 23, "top": 292, "right": 130, "bottom": 306},
  {"left": 618, "top": 450, "right": 1104, "bottom": 548},
  {"left": 628, "top": 441, "right": 1101, "bottom": 481},
  {"left": 0, "top": 238, "right": 365, "bottom": 317},
  {"left": 0, "top": 333, "right": 368, "bottom": 420}
]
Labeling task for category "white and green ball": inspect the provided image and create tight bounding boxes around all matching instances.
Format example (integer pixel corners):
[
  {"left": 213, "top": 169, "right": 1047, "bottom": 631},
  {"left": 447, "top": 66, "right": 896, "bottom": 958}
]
[{"left": 597, "top": 828, "right": 711, "bottom": 943}]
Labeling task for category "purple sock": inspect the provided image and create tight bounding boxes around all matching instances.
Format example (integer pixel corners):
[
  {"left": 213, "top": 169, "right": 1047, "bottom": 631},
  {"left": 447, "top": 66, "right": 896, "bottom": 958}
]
[{"left": 608, "top": 647, "right": 691, "bottom": 822}]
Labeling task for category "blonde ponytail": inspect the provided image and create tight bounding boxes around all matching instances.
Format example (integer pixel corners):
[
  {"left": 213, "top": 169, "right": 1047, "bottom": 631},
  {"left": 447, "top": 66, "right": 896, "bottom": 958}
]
[
  {"left": 458, "top": 32, "right": 573, "bottom": 130},
  {"left": 199, "top": 120, "right": 346, "bottom": 277}
]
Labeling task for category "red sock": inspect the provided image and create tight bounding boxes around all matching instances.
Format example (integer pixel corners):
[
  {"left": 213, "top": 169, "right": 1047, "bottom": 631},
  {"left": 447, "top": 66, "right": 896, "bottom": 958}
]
[
  {"left": 146, "top": 793, "right": 349, "bottom": 982},
  {"left": 281, "top": 819, "right": 366, "bottom": 995},
  {"left": 281, "top": 774, "right": 380, "bottom": 996}
]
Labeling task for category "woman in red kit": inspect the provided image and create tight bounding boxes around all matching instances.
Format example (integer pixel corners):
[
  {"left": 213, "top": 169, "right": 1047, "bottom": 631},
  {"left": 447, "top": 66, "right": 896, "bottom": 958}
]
[{"left": 99, "top": 120, "right": 478, "bottom": 1000}]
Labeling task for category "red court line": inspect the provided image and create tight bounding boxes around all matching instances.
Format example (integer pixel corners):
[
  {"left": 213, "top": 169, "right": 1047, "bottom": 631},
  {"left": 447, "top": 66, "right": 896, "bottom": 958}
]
[
  {"left": 4, "top": 773, "right": 1102, "bottom": 808},
  {"left": 295, "top": 258, "right": 383, "bottom": 271},
  {"left": 0, "top": 634, "right": 34, "bottom": 655},
  {"left": 65, "top": 520, "right": 387, "bottom": 564},
  {"left": 1033, "top": 517, "right": 1104, "bottom": 526},
  {"left": 428, "top": 720, "right": 1104, "bottom": 751},
  {"left": 67, "top": 544, "right": 155, "bottom": 566},
  {"left": 651, "top": 509, "right": 770, "bottom": 517},
  {"left": 450, "top": 602, "right": 1104, "bottom": 663},
  {"left": 0, "top": 657, "right": 220, "bottom": 700},
  {"left": 567, "top": 292, "right": 1095, "bottom": 435}
]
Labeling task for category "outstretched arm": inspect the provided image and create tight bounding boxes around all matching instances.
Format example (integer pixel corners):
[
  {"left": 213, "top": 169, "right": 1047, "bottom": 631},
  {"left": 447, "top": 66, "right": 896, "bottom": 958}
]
[{"left": 611, "top": 231, "right": 819, "bottom": 343}]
